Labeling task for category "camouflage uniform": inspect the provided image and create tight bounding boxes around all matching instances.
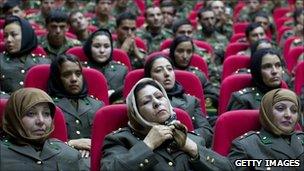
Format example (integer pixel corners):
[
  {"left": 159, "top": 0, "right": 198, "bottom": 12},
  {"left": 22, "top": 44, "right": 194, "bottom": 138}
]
[
  {"left": 112, "top": 1, "right": 140, "bottom": 16},
  {"left": 26, "top": 12, "right": 46, "bottom": 28},
  {"left": 113, "top": 41, "right": 147, "bottom": 69},
  {"left": 38, "top": 36, "right": 81, "bottom": 59},
  {"left": 91, "top": 16, "right": 116, "bottom": 33},
  {"left": 0, "top": 52, "right": 51, "bottom": 94},
  {"left": 237, "top": 7, "right": 269, "bottom": 22},
  {"left": 136, "top": 27, "right": 173, "bottom": 53}
]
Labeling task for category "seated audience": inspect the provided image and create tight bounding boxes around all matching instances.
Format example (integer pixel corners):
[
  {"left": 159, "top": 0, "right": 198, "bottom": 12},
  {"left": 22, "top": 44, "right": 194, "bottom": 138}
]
[
  {"left": 27, "top": 0, "right": 56, "bottom": 27},
  {"left": 0, "top": 88, "right": 87, "bottom": 170},
  {"left": 91, "top": 0, "right": 116, "bottom": 32},
  {"left": 2, "top": 0, "right": 26, "bottom": 18},
  {"left": 229, "top": 88, "right": 303, "bottom": 171},
  {"left": 101, "top": 78, "right": 233, "bottom": 171},
  {"left": 47, "top": 54, "right": 104, "bottom": 161},
  {"left": 0, "top": 16, "right": 51, "bottom": 94},
  {"left": 68, "top": 10, "right": 91, "bottom": 43},
  {"left": 144, "top": 54, "right": 213, "bottom": 147}
]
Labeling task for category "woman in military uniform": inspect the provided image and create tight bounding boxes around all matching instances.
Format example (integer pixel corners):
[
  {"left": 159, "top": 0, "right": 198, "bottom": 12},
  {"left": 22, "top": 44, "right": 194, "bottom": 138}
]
[
  {"left": 101, "top": 78, "right": 233, "bottom": 171},
  {"left": 83, "top": 28, "right": 128, "bottom": 104},
  {"left": 0, "top": 15, "right": 51, "bottom": 94},
  {"left": 0, "top": 88, "right": 87, "bottom": 171},
  {"left": 144, "top": 54, "right": 213, "bottom": 147},
  {"left": 47, "top": 54, "right": 104, "bottom": 160},
  {"left": 227, "top": 48, "right": 285, "bottom": 111},
  {"left": 228, "top": 88, "right": 304, "bottom": 171},
  {"left": 169, "top": 35, "right": 219, "bottom": 113}
]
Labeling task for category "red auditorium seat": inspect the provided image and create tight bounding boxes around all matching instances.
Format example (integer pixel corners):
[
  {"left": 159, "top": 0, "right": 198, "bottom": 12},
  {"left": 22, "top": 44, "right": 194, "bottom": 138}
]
[
  {"left": 213, "top": 109, "right": 302, "bottom": 156},
  {"left": 229, "top": 33, "right": 246, "bottom": 43},
  {"left": 90, "top": 104, "right": 194, "bottom": 171},
  {"left": 285, "top": 46, "right": 304, "bottom": 72},
  {"left": 283, "top": 36, "right": 298, "bottom": 59},
  {"left": 221, "top": 55, "right": 251, "bottom": 81},
  {"left": 0, "top": 99, "right": 68, "bottom": 142},
  {"left": 136, "top": 16, "right": 145, "bottom": 28},
  {"left": 123, "top": 69, "right": 206, "bottom": 114},
  {"left": 294, "top": 62, "right": 304, "bottom": 95},
  {"left": 277, "top": 26, "right": 292, "bottom": 44},
  {"left": 66, "top": 46, "right": 132, "bottom": 71},
  {"left": 224, "top": 42, "right": 249, "bottom": 59},
  {"left": 24, "top": 64, "right": 109, "bottom": 105},
  {"left": 273, "top": 7, "right": 291, "bottom": 22},
  {"left": 0, "top": 19, "right": 4, "bottom": 29},
  {"left": 190, "top": 54, "right": 209, "bottom": 79},
  {"left": 233, "top": 22, "right": 249, "bottom": 34}
]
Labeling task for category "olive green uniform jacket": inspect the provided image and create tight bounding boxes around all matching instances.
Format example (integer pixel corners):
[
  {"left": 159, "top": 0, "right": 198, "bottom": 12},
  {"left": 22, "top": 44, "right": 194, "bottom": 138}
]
[
  {"left": 101, "top": 127, "right": 233, "bottom": 171},
  {"left": 0, "top": 52, "right": 51, "bottom": 94},
  {"left": 170, "top": 94, "right": 213, "bottom": 148},
  {"left": 0, "top": 138, "right": 88, "bottom": 171},
  {"left": 86, "top": 61, "right": 128, "bottom": 91},
  {"left": 228, "top": 129, "right": 304, "bottom": 171},
  {"left": 227, "top": 87, "right": 264, "bottom": 111},
  {"left": 53, "top": 96, "right": 104, "bottom": 140}
]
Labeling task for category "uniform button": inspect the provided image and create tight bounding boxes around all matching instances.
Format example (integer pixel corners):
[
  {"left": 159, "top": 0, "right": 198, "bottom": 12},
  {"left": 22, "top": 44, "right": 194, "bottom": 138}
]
[
  {"left": 36, "top": 161, "right": 42, "bottom": 165},
  {"left": 206, "top": 156, "right": 210, "bottom": 161},
  {"left": 1, "top": 75, "right": 5, "bottom": 78},
  {"left": 21, "top": 69, "right": 25, "bottom": 74},
  {"left": 263, "top": 137, "right": 267, "bottom": 140},
  {"left": 192, "top": 116, "right": 195, "bottom": 120},
  {"left": 19, "top": 81, "right": 24, "bottom": 85},
  {"left": 111, "top": 65, "right": 114, "bottom": 68},
  {"left": 144, "top": 159, "right": 149, "bottom": 163},
  {"left": 75, "top": 120, "right": 80, "bottom": 124},
  {"left": 168, "top": 162, "right": 173, "bottom": 166},
  {"left": 139, "top": 163, "right": 144, "bottom": 167},
  {"left": 211, "top": 158, "right": 215, "bottom": 163},
  {"left": 76, "top": 131, "right": 80, "bottom": 135}
]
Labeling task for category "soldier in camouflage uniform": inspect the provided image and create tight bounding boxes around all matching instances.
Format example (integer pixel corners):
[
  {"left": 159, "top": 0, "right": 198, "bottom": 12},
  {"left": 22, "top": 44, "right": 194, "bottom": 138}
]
[
  {"left": 112, "top": 0, "right": 141, "bottom": 16},
  {"left": 236, "top": 0, "right": 268, "bottom": 22},
  {"left": 210, "top": 0, "right": 233, "bottom": 39},
  {"left": 2, "top": 0, "right": 26, "bottom": 19},
  {"left": 48, "top": 54, "right": 104, "bottom": 161},
  {"left": 160, "top": 1, "right": 176, "bottom": 30},
  {"left": 0, "top": 88, "right": 88, "bottom": 171},
  {"left": 228, "top": 88, "right": 304, "bottom": 171},
  {"left": 196, "top": 8, "right": 228, "bottom": 86},
  {"left": 38, "top": 9, "right": 81, "bottom": 59},
  {"left": 114, "top": 12, "right": 147, "bottom": 69},
  {"left": 83, "top": 28, "right": 128, "bottom": 103},
  {"left": 27, "top": 0, "right": 56, "bottom": 28},
  {"left": 91, "top": 0, "right": 116, "bottom": 32},
  {"left": 227, "top": 49, "right": 285, "bottom": 111},
  {"left": 68, "top": 10, "right": 92, "bottom": 43},
  {"left": 0, "top": 16, "right": 51, "bottom": 94},
  {"left": 137, "top": 5, "right": 172, "bottom": 53}
]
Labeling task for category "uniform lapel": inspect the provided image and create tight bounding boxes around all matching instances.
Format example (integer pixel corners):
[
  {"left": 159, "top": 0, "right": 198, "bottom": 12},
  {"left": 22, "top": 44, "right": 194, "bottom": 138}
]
[
  {"left": 8, "top": 144, "right": 40, "bottom": 160},
  {"left": 77, "top": 98, "right": 91, "bottom": 117},
  {"left": 56, "top": 98, "right": 79, "bottom": 119},
  {"left": 290, "top": 132, "right": 304, "bottom": 158},
  {"left": 40, "top": 140, "right": 61, "bottom": 160}
]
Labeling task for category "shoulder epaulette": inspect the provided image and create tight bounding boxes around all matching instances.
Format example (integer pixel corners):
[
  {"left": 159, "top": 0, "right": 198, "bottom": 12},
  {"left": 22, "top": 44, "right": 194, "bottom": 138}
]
[{"left": 238, "top": 131, "right": 258, "bottom": 140}]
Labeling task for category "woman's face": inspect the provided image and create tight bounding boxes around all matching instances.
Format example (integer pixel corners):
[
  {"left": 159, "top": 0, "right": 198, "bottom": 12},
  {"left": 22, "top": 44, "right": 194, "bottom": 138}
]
[
  {"left": 272, "top": 100, "right": 299, "bottom": 134},
  {"left": 91, "top": 35, "right": 112, "bottom": 63},
  {"left": 4, "top": 22, "right": 22, "bottom": 54},
  {"left": 60, "top": 61, "right": 84, "bottom": 95},
  {"left": 137, "top": 84, "right": 171, "bottom": 123},
  {"left": 174, "top": 41, "right": 193, "bottom": 68},
  {"left": 21, "top": 102, "right": 53, "bottom": 139},
  {"left": 150, "top": 58, "right": 175, "bottom": 90},
  {"left": 261, "top": 54, "right": 283, "bottom": 88}
]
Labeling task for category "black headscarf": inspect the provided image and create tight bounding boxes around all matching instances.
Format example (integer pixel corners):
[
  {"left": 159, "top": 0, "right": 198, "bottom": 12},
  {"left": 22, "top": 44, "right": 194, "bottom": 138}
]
[
  {"left": 169, "top": 35, "right": 194, "bottom": 69},
  {"left": 83, "top": 28, "right": 113, "bottom": 67},
  {"left": 250, "top": 48, "right": 282, "bottom": 94},
  {"left": 47, "top": 54, "right": 88, "bottom": 99},
  {"left": 144, "top": 52, "right": 171, "bottom": 77},
  {"left": 4, "top": 15, "right": 38, "bottom": 57}
]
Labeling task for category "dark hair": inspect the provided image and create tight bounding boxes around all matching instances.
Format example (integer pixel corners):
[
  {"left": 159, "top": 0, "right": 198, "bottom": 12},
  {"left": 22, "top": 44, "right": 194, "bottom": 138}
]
[
  {"left": 83, "top": 28, "right": 113, "bottom": 65},
  {"left": 250, "top": 48, "right": 282, "bottom": 93},
  {"left": 144, "top": 5, "right": 160, "bottom": 18},
  {"left": 144, "top": 54, "right": 173, "bottom": 77},
  {"left": 68, "top": 10, "right": 82, "bottom": 24},
  {"left": 245, "top": 22, "right": 263, "bottom": 38},
  {"left": 197, "top": 7, "right": 213, "bottom": 19},
  {"left": 134, "top": 79, "right": 163, "bottom": 107},
  {"left": 3, "top": 0, "right": 22, "bottom": 14},
  {"left": 46, "top": 9, "right": 68, "bottom": 24},
  {"left": 116, "top": 11, "right": 136, "bottom": 27},
  {"left": 48, "top": 54, "right": 88, "bottom": 99},
  {"left": 250, "top": 38, "right": 272, "bottom": 55},
  {"left": 172, "top": 19, "right": 192, "bottom": 34},
  {"left": 253, "top": 11, "right": 269, "bottom": 22},
  {"left": 293, "top": 7, "right": 304, "bottom": 25},
  {"left": 169, "top": 35, "right": 194, "bottom": 68},
  {"left": 160, "top": 1, "right": 176, "bottom": 13}
]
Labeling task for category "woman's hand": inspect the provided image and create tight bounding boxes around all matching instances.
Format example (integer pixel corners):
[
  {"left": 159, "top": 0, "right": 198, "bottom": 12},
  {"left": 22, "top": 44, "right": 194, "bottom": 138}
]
[
  {"left": 79, "top": 149, "right": 90, "bottom": 158},
  {"left": 143, "top": 125, "right": 174, "bottom": 150},
  {"left": 181, "top": 137, "right": 198, "bottom": 158},
  {"left": 68, "top": 138, "right": 91, "bottom": 151}
]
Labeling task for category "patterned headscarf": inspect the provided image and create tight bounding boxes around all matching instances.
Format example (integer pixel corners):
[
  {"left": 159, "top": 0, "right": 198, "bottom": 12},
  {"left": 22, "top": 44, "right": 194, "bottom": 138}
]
[
  {"left": 260, "top": 88, "right": 301, "bottom": 135},
  {"left": 2, "top": 88, "right": 55, "bottom": 145}
]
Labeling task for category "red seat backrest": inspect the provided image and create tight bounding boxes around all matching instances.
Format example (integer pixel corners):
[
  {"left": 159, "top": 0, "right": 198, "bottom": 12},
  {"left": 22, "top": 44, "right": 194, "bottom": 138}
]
[
  {"left": 283, "top": 36, "right": 298, "bottom": 59},
  {"left": 0, "top": 99, "right": 68, "bottom": 142},
  {"left": 229, "top": 33, "right": 246, "bottom": 43},
  {"left": 189, "top": 54, "right": 209, "bottom": 79},
  {"left": 90, "top": 104, "right": 194, "bottom": 171},
  {"left": 273, "top": 7, "right": 291, "bottom": 22},
  {"left": 221, "top": 55, "right": 251, "bottom": 81},
  {"left": 24, "top": 64, "right": 109, "bottom": 105},
  {"left": 285, "top": 46, "right": 304, "bottom": 72},
  {"left": 294, "top": 62, "right": 304, "bottom": 95},
  {"left": 123, "top": 69, "right": 206, "bottom": 114},
  {"left": 225, "top": 42, "right": 249, "bottom": 59},
  {"left": 233, "top": 22, "right": 249, "bottom": 34}
]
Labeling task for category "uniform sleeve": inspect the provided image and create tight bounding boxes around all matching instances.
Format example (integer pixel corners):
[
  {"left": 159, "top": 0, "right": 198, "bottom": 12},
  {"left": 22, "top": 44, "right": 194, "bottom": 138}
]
[
  {"left": 227, "top": 139, "right": 249, "bottom": 171},
  {"left": 192, "top": 98, "right": 214, "bottom": 148},
  {"left": 196, "top": 71, "right": 219, "bottom": 108},
  {"left": 100, "top": 134, "right": 159, "bottom": 171},
  {"left": 227, "top": 92, "right": 250, "bottom": 111},
  {"left": 189, "top": 134, "right": 234, "bottom": 171}
]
